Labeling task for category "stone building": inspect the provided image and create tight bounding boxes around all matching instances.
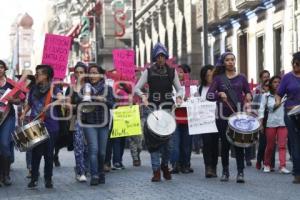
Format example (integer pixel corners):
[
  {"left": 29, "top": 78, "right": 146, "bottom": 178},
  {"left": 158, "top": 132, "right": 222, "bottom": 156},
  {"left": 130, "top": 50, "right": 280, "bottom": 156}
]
[
  {"left": 196, "top": 0, "right": 296, "bottom": 82},
  {"left": 134, "top": 0, "right": 202, "bottom": 79},
  {"left": 47, "top": 0, "right": 133, "bottom": 75}
]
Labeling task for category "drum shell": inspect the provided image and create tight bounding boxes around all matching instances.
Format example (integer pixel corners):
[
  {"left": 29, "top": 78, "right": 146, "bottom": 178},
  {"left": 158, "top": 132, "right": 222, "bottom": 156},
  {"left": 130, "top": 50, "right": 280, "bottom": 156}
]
[
  {"left": 226, "top": 125, "right": 259, "bottom": 148},
  {"left": 143, "top": 122, "right": 172, "bottom": 152},
  {"left": 13, "top": 120, "right": 49, "bottom": 152},
  {"left": 226, "top": 112, "right": 260, "bottom": 148}
]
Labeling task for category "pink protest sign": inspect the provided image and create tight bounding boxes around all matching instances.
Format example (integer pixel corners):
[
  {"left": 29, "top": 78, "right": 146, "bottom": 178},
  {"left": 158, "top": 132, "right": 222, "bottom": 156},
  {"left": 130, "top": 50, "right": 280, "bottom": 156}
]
[
  {"left": 112, "top": 49, "right": 135, "bottom": 82},
  {"left": 42, "top": 34, "right": 72, "bottom": 79}
]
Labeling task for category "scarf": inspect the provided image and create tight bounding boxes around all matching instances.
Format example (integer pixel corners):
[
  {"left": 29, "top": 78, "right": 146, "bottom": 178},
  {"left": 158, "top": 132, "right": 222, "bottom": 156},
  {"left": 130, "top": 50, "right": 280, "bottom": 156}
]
[{"left": 33, "top": 82, "right": 51, "bottom": 98}]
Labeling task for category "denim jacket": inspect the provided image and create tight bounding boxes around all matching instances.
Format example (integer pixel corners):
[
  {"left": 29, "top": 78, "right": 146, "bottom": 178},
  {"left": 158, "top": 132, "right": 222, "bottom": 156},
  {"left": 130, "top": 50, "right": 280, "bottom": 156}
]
[{"left": 258, "top": 92, "right": 285, "bottom": 127}]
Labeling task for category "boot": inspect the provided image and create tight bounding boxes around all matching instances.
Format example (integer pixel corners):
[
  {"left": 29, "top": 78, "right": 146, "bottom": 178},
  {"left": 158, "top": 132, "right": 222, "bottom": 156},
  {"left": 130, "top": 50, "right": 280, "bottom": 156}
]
[
  {"left": 161, "top": 164, "right": 172, "bottom": 180},
  {"left": 2, "top": 156, "right": 12, "bottom": 186},
  {"left": 211, "top": 166, "right": 218, "bottom": 178},
  {"left": 205, "top": 166, "right": 214, "bottom": 178},
  {"left": 151, "top": 170, "right": 161, "bottom": 182},
  {"left": 293, "top": 176, "right": 300, "bottom": 184},
  {"left": 220, "top": 167, "right": 229, "bottom": 182},
  {"left": 170, "top": 162, "right": 180, "bottom": 174}
]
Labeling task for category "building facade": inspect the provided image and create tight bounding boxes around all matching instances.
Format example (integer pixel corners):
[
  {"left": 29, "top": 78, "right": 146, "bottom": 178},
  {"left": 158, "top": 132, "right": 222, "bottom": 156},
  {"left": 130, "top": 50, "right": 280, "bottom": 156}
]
[
  {"left": 47, "top": 0, "right": 133, "bottom": 77},
  {"left": 135, "top": 0, "right": 202, "bottom": 79},
  {"left": 196, "top": 0, "right": 296, "bottom": 82}
]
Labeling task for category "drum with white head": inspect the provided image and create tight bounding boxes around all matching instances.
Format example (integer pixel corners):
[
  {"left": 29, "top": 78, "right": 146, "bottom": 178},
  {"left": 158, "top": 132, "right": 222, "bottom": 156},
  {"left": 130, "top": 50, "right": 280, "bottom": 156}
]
[{"left": 226, "top": 112, "right": 260, "bottom": 148}]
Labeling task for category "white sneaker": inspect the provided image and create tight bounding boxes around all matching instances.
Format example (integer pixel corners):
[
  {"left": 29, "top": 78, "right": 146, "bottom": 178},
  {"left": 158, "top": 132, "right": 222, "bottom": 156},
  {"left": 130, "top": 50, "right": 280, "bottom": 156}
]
[
  {"left": 263, "top": 166, "right": 271, "bottom": 173},
  {"left": 79, "top": 175, "right": 87, "bottom": 182},
  {"left": 279, "top": 167, "right": 291, "bottom": 174},
  {"left": 76, "top": 174, "right": 87, "bottom": 182}
]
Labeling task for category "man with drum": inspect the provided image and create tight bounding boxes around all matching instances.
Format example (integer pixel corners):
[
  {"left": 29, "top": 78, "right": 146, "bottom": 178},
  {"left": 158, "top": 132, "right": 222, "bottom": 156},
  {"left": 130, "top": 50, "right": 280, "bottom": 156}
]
[
  {"left": 20, "top": 65, "right": 63, "bottom": 188},
  {"left": 134, "top": 43, "right": 183, "bottom": 182},
  {"left": 0, "top": 60, "right": 22, "bottom": 187},
  {"left": 276, "top": 52, "right": 300, "bottom": 184}
]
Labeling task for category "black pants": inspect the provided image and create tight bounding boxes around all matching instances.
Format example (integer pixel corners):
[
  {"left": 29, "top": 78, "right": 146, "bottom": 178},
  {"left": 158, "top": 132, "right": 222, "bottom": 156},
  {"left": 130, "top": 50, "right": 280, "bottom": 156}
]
[
  {"left": 216, "top": 119, "right": 244, "bottom": 173},
  {"left": 202, "top": 133, "right": 219, "bottom": 168},
  {"left": 31, "top": 133, "right": 57, "bottom": 180},
  {"left": 257, "top": 132, "right": 275, "bottom": 167}
]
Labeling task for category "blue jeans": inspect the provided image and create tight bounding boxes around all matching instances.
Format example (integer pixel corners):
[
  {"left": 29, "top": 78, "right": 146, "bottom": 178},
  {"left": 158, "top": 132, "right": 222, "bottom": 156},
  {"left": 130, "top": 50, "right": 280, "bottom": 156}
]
[
  {"left": 170, "top": 124, "right": 192, "bottom": 167},
  {"left": 284, "top": 111, "right": 300, "bottom": 176},
  {"left": 150, "top": 140, "right": 171, "bottom": 171},
  {"left": 105, "top": 138, "right": 125, "bottom": 165},
  {"left": 0, "top": 115, "right": 15, "bottom": 157},
  {"left": 83, "top": 126, "right": 109, "bottom": 177}
]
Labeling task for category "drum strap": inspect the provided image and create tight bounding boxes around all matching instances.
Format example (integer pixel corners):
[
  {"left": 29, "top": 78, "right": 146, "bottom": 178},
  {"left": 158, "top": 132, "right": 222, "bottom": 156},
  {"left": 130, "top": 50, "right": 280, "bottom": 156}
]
[
  {"left": 220, "top": 75, "right": 239, "bottom": 111},
  {"left": 40, "top": 89, "right": 52, "bottom": 122},
  {"left": 262, "top": 95, "right": 270, "bottom": 128}
]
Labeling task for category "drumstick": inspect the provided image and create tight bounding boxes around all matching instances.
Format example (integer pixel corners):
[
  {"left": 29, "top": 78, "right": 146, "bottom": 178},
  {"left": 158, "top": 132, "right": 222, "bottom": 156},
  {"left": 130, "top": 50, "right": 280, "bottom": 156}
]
[
  {"left": 223, "top": 100, "right": 236, "bottom": 114},
  {"left": 145, "top": 106, "right": 159, "bottom": 120}
]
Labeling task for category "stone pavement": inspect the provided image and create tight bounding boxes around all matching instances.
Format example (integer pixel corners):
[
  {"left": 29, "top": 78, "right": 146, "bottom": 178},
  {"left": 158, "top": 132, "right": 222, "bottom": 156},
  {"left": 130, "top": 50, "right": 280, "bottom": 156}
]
[{"left": 0, "top": 149, "right": 299, "bottom": 200}]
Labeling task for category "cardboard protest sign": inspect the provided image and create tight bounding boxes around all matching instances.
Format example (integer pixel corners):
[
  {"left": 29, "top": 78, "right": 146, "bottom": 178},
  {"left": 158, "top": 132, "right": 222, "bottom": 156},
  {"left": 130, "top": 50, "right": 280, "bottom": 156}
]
[
  {"left": 110, "top": 105, "right": 142, "bottom": 138},
  {"left": 42, "top": 34, "right": 71, "bottom": 79},
  {"left": 112, "top": 49, "right": 135, "bottom": 82},
  {"left": 186, "top": 97, "right": 218, "bottom": 135}
]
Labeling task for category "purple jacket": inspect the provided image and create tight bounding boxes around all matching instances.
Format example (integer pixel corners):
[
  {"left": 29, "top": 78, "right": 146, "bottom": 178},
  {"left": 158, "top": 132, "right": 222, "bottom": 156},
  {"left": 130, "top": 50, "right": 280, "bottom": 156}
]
[
  {"left": 206, "top": 74, "right": 251, "bottom": 118},
  {"left": 277, "top": 72, "right": 300, "bottom": 108}
]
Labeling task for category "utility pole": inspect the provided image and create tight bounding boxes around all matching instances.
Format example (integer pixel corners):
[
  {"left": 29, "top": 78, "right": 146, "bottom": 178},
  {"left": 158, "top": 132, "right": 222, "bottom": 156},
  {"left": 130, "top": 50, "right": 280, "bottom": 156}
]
[
  {"left": 203, "top": 0, "right": 209, "bottom": 65},
  {"left": 132, "top": 0, "right": 136, "bottom": 64}
]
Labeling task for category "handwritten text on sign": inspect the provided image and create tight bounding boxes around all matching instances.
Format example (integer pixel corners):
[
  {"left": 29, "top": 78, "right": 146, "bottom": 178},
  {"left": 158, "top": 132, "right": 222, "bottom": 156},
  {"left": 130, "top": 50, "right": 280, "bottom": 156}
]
[
  {"left": 110, "top": 105, "right": 142, "bottom": 138},
  {"left": 42, "top": 34, "right": 71, "bottom": 79},
  {"left": 112, "top": 49, "right": 135, "bottom": 82},
  {"left": 186, "top": 97, "right": 218, "bottom": 135}
]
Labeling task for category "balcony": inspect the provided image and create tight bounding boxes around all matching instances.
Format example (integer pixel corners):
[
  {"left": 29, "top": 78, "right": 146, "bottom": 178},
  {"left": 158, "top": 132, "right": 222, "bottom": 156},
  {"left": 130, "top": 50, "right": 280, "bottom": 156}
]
[
  {"left": 196, "top": 0, "right": 219, "bottom": 28},
  {"left": 218, "top": 0, "right": 238, "bottom": 19},
  {"left": 235, "top": 0, "right": 261, "bottom": 10}
]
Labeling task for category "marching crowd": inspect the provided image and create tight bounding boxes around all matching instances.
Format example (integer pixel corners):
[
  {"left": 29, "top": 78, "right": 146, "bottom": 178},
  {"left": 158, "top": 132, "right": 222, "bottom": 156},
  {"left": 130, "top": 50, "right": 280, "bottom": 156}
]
[{"left": 0, "top": 42, "right": 300, "bottom": 189}]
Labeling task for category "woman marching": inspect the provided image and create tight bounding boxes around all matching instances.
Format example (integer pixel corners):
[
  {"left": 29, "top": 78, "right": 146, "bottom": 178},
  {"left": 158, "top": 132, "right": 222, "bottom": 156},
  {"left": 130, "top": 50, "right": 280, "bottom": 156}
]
[
  {"left": 275, "top": 52, "right": 300, "bottom": 183},
  {"left": 66, "top": 61, "right": 89, "bottom": 182},
  {"left": 258, "top": 76, "right": 290, "bottom": 174},
  {"left": 0, "top": 60, "right": 21, "bottom": 187},
  {"left": 20, "top": 64, "right": 63, "bottom": 188},
  {"left": 206, "top": 52, "right": 252, "bottom": 183},
  {"left": 199, "top": 64, "right": 219, "bottom": 178},
  {"left": 134, "top": 43, "right": 183, "bottom": 182},
  {"left": 80, "top": 64, "right": 114, "bottom": 186}
]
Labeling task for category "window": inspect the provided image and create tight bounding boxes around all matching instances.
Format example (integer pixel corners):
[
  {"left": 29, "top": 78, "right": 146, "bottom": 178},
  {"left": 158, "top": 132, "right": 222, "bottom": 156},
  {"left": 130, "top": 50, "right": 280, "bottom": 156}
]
[
  {"left": 257, "top": 35, "right": 265, "bottom": 80},
  {"left": 274, "top": 27, "right": 282, "bottom": 75}
]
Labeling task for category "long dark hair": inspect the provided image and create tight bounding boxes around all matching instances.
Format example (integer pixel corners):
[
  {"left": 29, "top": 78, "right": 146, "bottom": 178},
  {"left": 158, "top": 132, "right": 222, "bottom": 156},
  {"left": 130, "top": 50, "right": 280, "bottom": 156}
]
[
  {"left": 200, "top": 64, "right": 214, "bottom": 86},
  {"left": 213, "top": 52, "right": 235, "bottom": 77},
  {"left": 269, "top": 75, "right": 281, "bottom": 95}
]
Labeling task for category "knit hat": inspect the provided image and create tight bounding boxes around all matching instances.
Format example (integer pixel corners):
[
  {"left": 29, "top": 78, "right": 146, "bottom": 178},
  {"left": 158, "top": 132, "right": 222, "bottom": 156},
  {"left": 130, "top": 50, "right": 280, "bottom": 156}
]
[{"left": 152, "top": 43, "right": 169, "bottom": 62}]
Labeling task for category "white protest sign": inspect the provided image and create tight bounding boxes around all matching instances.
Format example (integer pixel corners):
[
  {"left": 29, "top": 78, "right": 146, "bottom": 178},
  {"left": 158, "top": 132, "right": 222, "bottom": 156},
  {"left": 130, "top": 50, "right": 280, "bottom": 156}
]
[{"left": 186, "top": 97, "right": 218, "bottom": 135}]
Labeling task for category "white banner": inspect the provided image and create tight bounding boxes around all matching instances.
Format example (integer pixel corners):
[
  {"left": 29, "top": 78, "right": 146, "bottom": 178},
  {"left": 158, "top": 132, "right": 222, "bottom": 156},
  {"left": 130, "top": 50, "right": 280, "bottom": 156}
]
[{"left": 186, "top": 97, "right": 218, "bottom": 135}]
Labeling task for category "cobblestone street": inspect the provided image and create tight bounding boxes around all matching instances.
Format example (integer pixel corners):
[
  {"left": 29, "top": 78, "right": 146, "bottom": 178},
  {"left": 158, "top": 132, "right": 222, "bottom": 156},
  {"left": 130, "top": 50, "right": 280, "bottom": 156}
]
[{"left": 0, "top": 149, "right": 299, "bottom": 200}]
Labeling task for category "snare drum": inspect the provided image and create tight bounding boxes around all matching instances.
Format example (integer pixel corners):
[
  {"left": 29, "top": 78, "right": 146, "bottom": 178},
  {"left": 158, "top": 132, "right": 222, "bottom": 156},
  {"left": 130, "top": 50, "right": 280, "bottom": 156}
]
[
  {"left": 288, "top": 105, "right": 300, "bottom": 131},
  {"left": 144, "top": 110, "right": 176, "bottom": 152},
  {"left": 13, "top": 119, "right": 49, "bottom": 152},
  {"left": 226, "top": 112, "right": 260, "bottom": 148}
]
